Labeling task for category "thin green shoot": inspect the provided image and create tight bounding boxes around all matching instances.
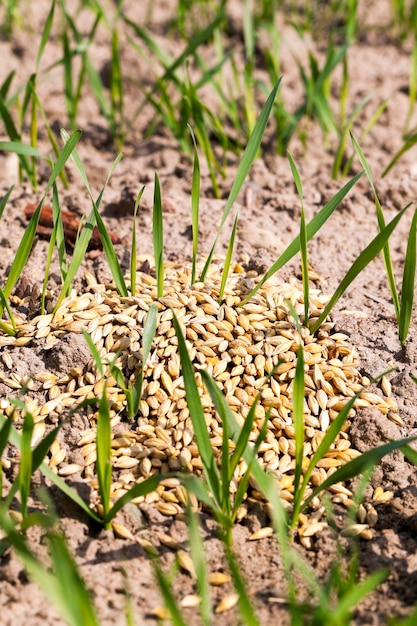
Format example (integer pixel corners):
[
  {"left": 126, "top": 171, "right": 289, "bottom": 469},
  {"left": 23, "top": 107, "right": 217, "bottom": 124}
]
[
  {"left": 60, "top": 4, "right": 102, "bottom": 132},
  {"left": 0, "top": 185, "right": 14, "bottom": 221},
  {"left": 0, "top": 288, "right": 17, "bottom": 336},
  {"left": 186, "top": 72, "right": 223, "bottom": 198},
  {"left": 399, "top": 208, "right": 417, "bottom": 346},
  {"left": 189, "top": 126, "right": 201, "bottom": 285},
  {"left": 110, "top": 27, "right": 125, "bottom": 149},
  {"left": 302, "top": 435, "right": 417, "bottom": 512},
  {"left": 200, "top": 368, "right": 270, "bottom": 542},
  {"left": 381, "top": 130, "right": 417, "bottom": 178},
  {"left": 350, "top": 131, "right": 400, "bottom": 318},
  {"left": 96, "top": 383, "right": 112, "bottom": 528},
  {"left": 288, "top": 152, "right": 309, "bottom": 325},
  {"left": 340, "top": 99, "right": 388, "bottom": 178},
  {"left": 200, "top": 78, "right": 282, "bottom": 281},
  {"left": 0, "top": 413, "right": 13, "bottom": 505},
  {"left": 130, "top": 186, "right": 146, "bottom": 296},
  {"left": 19, "top": 409, "right": 34, "bottom": 520},
  {"left": 55, "top": 132, "right": 125, "bottom": 309},
  {"left": 84, "top": 333, "right": 174, "bottom": 525},
  {"left": 0, "top": 510, "right": 100, "bottom": 626},
  {"left": 332, "top": 91, "right": 374, "bottom": 179},
  {"left": 2, "top": 396, "right": 69, "bottom": 516},
  {"left": 0, "top": 405, "right": 102, "bottom": 524},
  {"left": 242, "top": 170, "right": 364, "bottom": 305},
  {"left": 173, "top": 313, "right": 221, "bottom": 512},
  {"left": 103, "top": 303, "right": 158, "bottom": 420},
  {"left": 218, "top": 214, "right": 238, "bottom": 302},
  {"left": 224, "top": 541, "right": 260, "bottom": 626},
  {"left": 40, "top": 183, "right": 65, "bottom": 315},
  {"left": 0, "top": 129, "right": 81, "bottom": 316},
  {"left": 153, "top": 172, "right": 164, "bottom": 298},
  {"left": 186, "top": 506, "right": 211, "bottom": 626},
  {"left": 310, "top": 205, "right": 408, "bottom": 334},
  {"left": 148, "top": 551, "right": 187, "bottom": 626},
  {"left": 286, "top": 302, "right": 305, "bottom": 518}
]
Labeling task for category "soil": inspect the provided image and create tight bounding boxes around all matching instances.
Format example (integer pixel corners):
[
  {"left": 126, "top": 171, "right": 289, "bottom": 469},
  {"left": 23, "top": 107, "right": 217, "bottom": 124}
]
[{"left": 1, "top": 1, "right": 417, "bottom": 624}]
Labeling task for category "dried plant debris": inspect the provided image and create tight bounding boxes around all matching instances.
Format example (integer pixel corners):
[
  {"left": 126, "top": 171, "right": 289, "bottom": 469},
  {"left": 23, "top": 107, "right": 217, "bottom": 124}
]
[{"left": 0, "top": 259, "right": 397, "bottom": 532}]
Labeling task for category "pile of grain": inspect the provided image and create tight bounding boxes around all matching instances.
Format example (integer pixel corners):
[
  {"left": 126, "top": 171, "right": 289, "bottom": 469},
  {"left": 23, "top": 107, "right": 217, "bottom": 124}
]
[{"left": 0, "top": 259, "right": 398, "bottom": 543}]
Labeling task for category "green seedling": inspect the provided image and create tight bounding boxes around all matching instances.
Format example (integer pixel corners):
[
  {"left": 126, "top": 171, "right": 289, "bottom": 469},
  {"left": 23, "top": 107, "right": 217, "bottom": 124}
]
[
  {"left": 55, "top": 130, "right": 126, "bottom": 310},
  {"left": 100, "top": 303, "right": 158, "bottom": 421},
  {"left": 242, "top": 169, "right": 363, "bottom": 305},
  {"left": 309, "top": 204, "right": 408, "bottom": 334},
  {"left": 153, "top": 172, "right": 164, "bottom": 298},
  {"left": 189, "top": 126, "right": 200, "bottom": 285},
  {"left": 40, "top": 182, "right": 67, "bottom": 314},
  {"left": 218, "top": 213, "right": 238, "bottom": 302},
  {"left": 351, "top": 131, "right": 416, "bottom": 346},
  {"left": 288, "top": 152, "right": 310, "bottom": 325},
  {"left": 0, "top": 130, "right": 81, "bottom": 318},
  {"left": 200, "top": 78, "right": 282, "bottom": 281},
  {"left": 174, "top": 312, "right": 271, "bottom": 544},
  {"left": 83, "top": 333, "right": 173, "bottom": 528},
  {"left": 0, "top": 286, "right": 17, "bottom": 336},
  {"left": 186, "top": 505, "right": 211, "bottom": 626},
  {"left": 130, "top": 186, "right": 146, "bottom": 297},
  {"left": 59, "top": 1, "right": 103, "bottom": 133},
  {"left": 0, "top": 509, "right": 100, "bottom": 626}
]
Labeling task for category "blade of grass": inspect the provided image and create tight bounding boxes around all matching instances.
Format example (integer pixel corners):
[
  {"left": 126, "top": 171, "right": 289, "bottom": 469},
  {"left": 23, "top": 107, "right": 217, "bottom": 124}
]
[
  {"left": 129, "top": 303, "right": 158, "bottom": 418},
  {"left": 350, "top": 131, "right": 400, "bottom": 318},
  {"left": 288, "top": 315, "right": 305, "bottom": 515},
  {"left": 303, "top": 435, "right": 417, "bottom": 510},
  {"left": 189, "top": 126, "right": 201, "bottom": 285},
  {"left": 96, "top": 388, "right": 112, "bottom": 526},
  {"left": 0, "top": 404, "right": 102, "bottom": 522},
  {"left": 0, "top": 185, "right": 14, "bottom": 220},
  {"left": 0, "top": 510, "right": 100, "bottom": 626},
  {"left": 288, "top": 152, "right": 309, "bottom": 324},
  {"left": 130, "top": 186, "right": 145, "bottom": 296},
  {"left": 382, "top": 131, "right": 417, "bottom": 178},
  {"left": 199, "top": 78, "right": 282, "bottom": 281},
  {"left": 186, "top": 506, "right": 211, "bottom": 626},
  {"left": 55, "top": 132, "right": 123, "bottom": 308},
  {"left": 0, "top": 287, "right": 17, "bottom": 335},
  {"left": 19, "top": 411, "right": 34, "bottom": 519},
  {"left": 399, "top": 208, "right": 417, "bottom": 346},
  {"left": 224, "top": 542, "right": 260, "bottom": 626},
  {"left": 1, "top": 128, "right": 81, "bottom": 310},
  {"left": 173, "top": 313, "right": 221, "bottom": 508},
  {"left": 310, "top": 204, "right": 409, "bottom": 334},
  {"left": 153, "top": 172, "right": 164, "bottom": 298},
  {"left": 150, "top": 555, "right": 187, "bottom": 626},
  {"left": 218, "top": 214, "right": 238, "bottom": 302},
  {"left": 242, "top": 170, "right": 364, "bottom": 305}
]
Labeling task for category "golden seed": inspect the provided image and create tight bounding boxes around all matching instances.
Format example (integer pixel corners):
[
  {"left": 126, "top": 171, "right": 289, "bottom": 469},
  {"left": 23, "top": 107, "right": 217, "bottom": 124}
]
[
  {"left": 180, "top": 595, "right": 201, "bottom": 608},
  {"left": 58, "top": 463, "right": 84, "bottom": 476},
  {"left": 215, "top": 593, "right": 239, "bottom": 614},
  {"left": 341, "top": 524, "right": 369, "bottom": 537},
  {"left": 372, "top": 487, "right": 394, "bottom": 504},
  {"left": 177, "top": 550, "right": 196, "bottom": 578},
  {"left": 249, "top": 526, "right": 273, "bottom": 540},
  {"left": 208, "top": 572, "right": 231, "bottom": 586}
]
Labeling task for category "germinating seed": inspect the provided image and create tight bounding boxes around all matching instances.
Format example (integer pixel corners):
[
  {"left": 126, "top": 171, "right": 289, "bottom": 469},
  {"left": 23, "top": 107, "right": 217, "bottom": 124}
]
[{"left": 0, "top": 260, "right": 400, "bottom": 536}]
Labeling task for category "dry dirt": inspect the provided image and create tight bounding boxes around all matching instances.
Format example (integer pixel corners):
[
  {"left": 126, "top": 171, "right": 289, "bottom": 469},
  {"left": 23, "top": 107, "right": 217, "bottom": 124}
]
[{"left": 1, "top": 1, "right": 417, "bottom": 624}]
